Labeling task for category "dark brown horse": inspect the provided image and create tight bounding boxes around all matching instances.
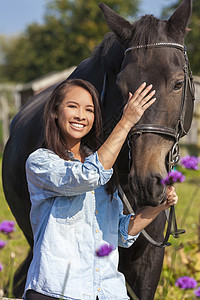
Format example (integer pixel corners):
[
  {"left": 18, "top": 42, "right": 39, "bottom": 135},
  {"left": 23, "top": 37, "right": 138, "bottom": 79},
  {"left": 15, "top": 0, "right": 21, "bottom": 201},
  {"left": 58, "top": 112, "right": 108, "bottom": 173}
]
[{"left": 2, "top": 1, "right": 194, "bottom": 299}]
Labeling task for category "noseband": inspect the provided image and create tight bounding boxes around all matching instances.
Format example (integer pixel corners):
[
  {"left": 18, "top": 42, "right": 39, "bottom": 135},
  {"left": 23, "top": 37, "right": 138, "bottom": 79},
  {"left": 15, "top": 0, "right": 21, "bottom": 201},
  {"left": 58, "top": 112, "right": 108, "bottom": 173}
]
[
  {"left": 120, "top": 43, "right": 195, "bottom": 247},
  {"left": 125, "top": 42, "right": 195, "bottom": 170}
]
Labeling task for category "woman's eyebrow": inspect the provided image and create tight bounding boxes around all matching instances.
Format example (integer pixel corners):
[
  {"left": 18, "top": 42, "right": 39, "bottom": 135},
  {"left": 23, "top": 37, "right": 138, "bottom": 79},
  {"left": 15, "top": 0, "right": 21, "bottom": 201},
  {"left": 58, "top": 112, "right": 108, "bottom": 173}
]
[
  {"left": 65, "top": 100, "right": 78, "bottom": 104},
  {"left": 65, "top": 100, "right": 94, "bottom": 108}
]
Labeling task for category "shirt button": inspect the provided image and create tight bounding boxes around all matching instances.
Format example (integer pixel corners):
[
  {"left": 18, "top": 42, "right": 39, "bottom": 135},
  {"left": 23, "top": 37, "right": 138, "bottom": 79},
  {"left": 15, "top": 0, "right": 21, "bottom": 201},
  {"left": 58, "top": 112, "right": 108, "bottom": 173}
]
[
  {"left": 95, "top": 229, "right": 98, "bottom": 233},
  {"left": 98, "top": 288, "right": 101, "bottom": 291},
  {"left": 91, "top": 190, "right": 95, "bottom": 194},
  {"left": 95, "top": 210, "right": 98, "bottom": 214},
  {"left": 96, "top": 268, "right": 99, "bottom": 272}
]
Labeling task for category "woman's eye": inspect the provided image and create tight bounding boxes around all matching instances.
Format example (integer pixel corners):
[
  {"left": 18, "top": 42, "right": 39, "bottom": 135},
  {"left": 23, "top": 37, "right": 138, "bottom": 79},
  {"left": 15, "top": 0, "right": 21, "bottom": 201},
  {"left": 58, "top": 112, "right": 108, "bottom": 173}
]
[
  {"left": 174, "top": 81, "right": 184, "bottom": 90},
  {"left": 68, "top": 105, "right": 77, "bottom": 108},
  {"left": 86, "top": 109, "right": 94, "bottom": 113}
]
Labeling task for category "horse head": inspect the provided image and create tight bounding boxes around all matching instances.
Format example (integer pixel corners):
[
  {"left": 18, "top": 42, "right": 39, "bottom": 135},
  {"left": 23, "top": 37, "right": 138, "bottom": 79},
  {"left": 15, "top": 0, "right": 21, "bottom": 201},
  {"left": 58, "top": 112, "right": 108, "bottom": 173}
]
[{"left": 99, "top": 0, "right": 194, "bottom": 207}]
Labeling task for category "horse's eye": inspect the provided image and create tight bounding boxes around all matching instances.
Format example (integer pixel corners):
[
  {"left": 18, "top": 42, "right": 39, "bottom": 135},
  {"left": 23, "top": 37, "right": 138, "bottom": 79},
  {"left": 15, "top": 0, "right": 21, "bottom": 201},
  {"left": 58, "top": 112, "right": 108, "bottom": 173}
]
[{"left": 174, "top": 81, "right": 184, "bottom": 90}]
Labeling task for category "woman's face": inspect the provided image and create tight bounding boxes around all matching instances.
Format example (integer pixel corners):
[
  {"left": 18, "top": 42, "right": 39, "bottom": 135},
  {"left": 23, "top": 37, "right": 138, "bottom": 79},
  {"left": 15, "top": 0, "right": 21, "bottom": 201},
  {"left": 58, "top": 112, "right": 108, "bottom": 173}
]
[{"left": 56, "top": 86, "right": 95, "bottom": 146}]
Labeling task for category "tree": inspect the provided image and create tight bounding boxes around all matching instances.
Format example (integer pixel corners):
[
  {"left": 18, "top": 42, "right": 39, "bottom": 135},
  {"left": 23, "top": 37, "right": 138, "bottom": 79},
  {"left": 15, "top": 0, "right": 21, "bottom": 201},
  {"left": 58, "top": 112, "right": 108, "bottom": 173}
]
[
  {"left": 161, "top": 0, "right": 200, "bottom": 76},
  {"left": 185, "top": 0, "right": 200, "bottom": 76},
  {"left": 0, "top": 0, "right": 139, "bottom": 83}
]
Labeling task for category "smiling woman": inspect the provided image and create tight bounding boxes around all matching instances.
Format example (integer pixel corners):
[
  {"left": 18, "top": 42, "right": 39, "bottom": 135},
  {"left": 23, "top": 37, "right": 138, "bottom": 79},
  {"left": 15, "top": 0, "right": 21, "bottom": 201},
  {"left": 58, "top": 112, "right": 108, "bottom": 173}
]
[
  {"left": 43, "top": 78, "right": 102, "bottom": 162},
  {"left": 55, "top": 86, "right": 95, "bottom": 162},
  {"left": 22, "top": 77, "right": 178, "bottom": 300}
]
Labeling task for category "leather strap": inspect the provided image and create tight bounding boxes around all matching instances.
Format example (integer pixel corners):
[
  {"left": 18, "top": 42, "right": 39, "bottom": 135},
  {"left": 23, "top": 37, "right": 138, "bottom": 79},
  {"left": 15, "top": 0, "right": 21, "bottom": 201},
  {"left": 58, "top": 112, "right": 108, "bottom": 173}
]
[{"left": 118, "top": 185, "right": 180, "bottom": 248}]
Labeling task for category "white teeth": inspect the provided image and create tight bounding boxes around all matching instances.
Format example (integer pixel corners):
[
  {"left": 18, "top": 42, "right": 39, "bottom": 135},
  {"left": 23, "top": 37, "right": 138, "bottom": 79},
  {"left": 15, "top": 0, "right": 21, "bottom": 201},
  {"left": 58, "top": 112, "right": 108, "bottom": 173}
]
[{"left": 71, "top": 123, "right": 85, "bottom": 128}]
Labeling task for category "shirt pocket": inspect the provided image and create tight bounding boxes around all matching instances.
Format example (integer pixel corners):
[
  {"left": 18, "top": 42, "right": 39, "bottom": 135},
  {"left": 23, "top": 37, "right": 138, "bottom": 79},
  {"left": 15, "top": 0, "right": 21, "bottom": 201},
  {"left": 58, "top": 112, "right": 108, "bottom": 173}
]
[{"left": 54, "top": 196, "right": 84, "bottom": 225}]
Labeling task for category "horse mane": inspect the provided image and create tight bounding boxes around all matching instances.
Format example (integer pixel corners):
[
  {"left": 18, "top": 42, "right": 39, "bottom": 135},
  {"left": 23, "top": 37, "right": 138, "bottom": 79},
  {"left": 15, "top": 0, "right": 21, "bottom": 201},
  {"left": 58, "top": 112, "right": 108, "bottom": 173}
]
[
  {"left": 91, "top": 32, "right": 124, "bottom": 73},
  {"left": 131, "top": 14, "right": 165, "bottom": 46},
  {"left": 90, "top": 15, "right": 166, "bottom": 71},
  {"left": 130, "top": 14, "right": 167, "bottom": 67}
]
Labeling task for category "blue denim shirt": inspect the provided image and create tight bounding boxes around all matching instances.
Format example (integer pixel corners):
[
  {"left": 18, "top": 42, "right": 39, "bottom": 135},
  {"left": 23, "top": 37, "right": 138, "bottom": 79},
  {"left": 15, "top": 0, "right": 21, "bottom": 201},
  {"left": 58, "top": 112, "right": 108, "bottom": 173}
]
[{"left": 23, "top": 148, "right": 139, "bottom": 300}]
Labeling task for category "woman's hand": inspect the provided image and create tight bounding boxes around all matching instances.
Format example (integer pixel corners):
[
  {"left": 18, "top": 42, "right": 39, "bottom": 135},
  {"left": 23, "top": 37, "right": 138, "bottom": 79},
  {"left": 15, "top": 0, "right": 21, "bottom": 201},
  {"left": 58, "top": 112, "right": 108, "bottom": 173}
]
[
  {"left": 161, "top": 186, "right": 178, "bottom": 210},
  {"left": 121, "top": 82, "right": 156, "bottom": 130},
  {"left": 97, "top": 82, "right": 156, "bottom": 170},
  {"left": 128, "top": 186, "right": 178, "bottom": 236},
  {"left": 166, "top": 186, "right": 178, "bottom": 206}
]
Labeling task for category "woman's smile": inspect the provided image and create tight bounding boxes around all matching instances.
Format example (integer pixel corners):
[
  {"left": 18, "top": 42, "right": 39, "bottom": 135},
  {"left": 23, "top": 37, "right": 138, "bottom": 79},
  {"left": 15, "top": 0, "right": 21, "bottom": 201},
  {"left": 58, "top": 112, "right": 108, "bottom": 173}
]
[{"left": 69, "top": 122, "right": 86, "bottom": 130}]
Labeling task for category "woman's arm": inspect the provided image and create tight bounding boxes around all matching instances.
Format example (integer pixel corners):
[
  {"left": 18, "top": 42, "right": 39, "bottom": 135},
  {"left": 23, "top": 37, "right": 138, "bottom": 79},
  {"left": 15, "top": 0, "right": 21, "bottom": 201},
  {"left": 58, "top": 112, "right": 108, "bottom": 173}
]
[
  {"left": 127, "top": 186, "right": 178, "bottom": 236},
  {"left": 26, "top": 149, "right": 113, "bottom": 200},
  {"left": 97, "top": 82, "right": 156, "bottom": 170}
]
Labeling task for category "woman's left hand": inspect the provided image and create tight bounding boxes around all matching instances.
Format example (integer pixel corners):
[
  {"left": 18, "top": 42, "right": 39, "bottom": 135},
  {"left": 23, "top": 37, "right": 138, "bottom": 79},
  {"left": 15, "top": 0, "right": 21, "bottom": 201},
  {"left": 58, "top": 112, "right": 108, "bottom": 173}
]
[
  {"left": 164, "top": 186, "right": 178, "bottom": 208},
  {"left": 128, "top": 186, "right": 178, "bottom": 235}
]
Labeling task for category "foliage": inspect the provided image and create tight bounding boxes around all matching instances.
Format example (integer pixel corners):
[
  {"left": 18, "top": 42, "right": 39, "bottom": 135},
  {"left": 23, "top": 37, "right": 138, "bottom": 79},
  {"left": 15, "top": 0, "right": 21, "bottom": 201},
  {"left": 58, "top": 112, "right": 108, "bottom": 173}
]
[
  {"left": 0, "top": 158, "right": 29, "bottom": 297},
  {"left": 0, "top": 84, "right": 18, "bottom": 151},
  {"left": 0, "top": 0, "right": 139, "bottom": 83},
  {"left": 161, "top": 170, "right": 185, "bottom": 185},
  {"left": 0, "top": 122, "right": 3, "bottom": 148},
  {"left": 161, "top": 0, "right": 200, "bottom": 76},
  {"left": 155, "top": 161, "right": 200, "bottom": 300},
  {"left": 96, "top": 243, "right": 114, "bottom": 257}
]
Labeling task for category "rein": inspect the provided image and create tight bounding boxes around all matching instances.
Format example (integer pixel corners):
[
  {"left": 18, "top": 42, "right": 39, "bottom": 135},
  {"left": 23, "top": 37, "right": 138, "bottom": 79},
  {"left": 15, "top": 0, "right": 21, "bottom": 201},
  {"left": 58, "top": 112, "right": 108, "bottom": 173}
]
[{"left": 121, "top": 42, "right": 195, "bottom": 247}]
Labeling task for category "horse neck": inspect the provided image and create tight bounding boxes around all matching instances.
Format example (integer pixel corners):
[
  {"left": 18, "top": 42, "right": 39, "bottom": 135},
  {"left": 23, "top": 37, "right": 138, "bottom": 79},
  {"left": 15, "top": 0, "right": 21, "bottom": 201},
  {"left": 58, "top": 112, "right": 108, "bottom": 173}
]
[
  {"left": 91, "top": 34, "right": 125, "bottom": 120},
  {"left": 94, "top": 33, "right": 124, "bottom": 74}
]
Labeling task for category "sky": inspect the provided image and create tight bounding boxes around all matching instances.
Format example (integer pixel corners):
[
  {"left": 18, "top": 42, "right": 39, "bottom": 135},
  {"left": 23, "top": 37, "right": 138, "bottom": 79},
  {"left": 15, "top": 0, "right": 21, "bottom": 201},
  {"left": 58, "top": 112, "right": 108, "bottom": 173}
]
[{"left": 0, "top": 0, "right": 177, "bottom": 36}]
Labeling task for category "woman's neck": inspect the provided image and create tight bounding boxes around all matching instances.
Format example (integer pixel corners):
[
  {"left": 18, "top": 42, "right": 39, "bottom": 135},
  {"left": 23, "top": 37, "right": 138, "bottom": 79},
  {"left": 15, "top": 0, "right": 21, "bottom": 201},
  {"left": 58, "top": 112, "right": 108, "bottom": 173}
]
[{"left": 68, "top": 142, "right": 84, "bottom": 162}]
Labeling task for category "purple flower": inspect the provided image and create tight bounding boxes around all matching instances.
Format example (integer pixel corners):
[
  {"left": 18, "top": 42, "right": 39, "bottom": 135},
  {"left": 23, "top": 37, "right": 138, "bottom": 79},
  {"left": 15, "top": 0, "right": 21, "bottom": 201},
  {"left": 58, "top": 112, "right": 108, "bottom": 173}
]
[
  {"left": 161, "top": 170, "right": 185, "bottom": 186},
  {"left": 175, "top": 276, "right": 197, "bottom": 290},
  {"left": 0, "top": 240, "right": 6, "bottom": 249},
  {"left": 0, "top": 220, "right": 15, "bottom": 234},
  {"left": 194, "top": 287, "right": 200, "bottom": 297},
  {"left": 0, "top": 263, "right": 3, "bottom": 272},
  {"left": 180, "top": 155, "right": 199, "bottom": 170},
  {"left": 96, "top": 244, "right": 114, "bottom": 257}
]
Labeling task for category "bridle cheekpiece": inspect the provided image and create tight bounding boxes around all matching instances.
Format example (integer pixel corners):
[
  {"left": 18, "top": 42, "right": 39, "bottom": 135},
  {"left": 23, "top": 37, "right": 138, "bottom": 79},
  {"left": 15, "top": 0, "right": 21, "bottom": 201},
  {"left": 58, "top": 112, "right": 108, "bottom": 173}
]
[{"left": 124, "top": 42, "right": 195, "bottom": 170}]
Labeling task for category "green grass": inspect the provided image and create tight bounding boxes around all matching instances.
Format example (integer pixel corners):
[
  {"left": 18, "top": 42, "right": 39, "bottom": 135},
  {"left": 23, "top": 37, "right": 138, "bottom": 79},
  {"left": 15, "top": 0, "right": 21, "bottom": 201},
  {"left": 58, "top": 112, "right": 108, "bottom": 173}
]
[
  {"left": 0, "top": 156, "right": 199, "bottom": 299},
  {"left": 155, "top": 167, "right": 200, "bottom": 300},
  {"left": 0, "top": 157, "right": 30, "bottom": 295}
]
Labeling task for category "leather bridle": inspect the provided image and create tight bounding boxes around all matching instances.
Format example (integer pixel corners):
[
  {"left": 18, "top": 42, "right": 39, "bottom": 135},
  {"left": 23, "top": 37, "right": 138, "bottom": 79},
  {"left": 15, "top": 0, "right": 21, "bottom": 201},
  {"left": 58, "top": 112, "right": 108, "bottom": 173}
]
[
  {"left": 125, "top": 43, "right": 195, "bottom": 171},
  {"left": 119, "top": 42, "right": 195, "bottom": 247}
]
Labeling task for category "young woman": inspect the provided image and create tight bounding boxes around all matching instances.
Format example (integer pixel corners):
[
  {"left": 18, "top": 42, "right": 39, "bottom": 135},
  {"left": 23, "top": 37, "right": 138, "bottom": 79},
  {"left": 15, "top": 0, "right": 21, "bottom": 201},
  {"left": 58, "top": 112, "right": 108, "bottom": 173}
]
[{"left": 23, "top": 79, "right": 178, "bottom": 300}]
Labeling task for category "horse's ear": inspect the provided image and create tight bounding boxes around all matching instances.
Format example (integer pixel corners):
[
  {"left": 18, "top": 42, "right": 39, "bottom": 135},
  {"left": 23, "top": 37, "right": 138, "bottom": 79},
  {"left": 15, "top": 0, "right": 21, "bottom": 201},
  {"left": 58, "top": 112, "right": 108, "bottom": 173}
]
[
  {"left": 99, "top": 2, "right": 132, "bottom": 44},
  {"left": 167, "top": 0, "right": 192, "bottom": 37}
]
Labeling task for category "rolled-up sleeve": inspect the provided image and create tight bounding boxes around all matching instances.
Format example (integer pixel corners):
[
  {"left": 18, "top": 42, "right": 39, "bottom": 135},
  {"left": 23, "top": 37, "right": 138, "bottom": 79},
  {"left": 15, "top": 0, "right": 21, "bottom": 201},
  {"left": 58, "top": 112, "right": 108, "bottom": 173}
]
[
  {"left": 26, "top": 149, "right": 113, "bottom": 202},
  {"left": 118, "top": 196, "right": 140, "bottom": 248}
]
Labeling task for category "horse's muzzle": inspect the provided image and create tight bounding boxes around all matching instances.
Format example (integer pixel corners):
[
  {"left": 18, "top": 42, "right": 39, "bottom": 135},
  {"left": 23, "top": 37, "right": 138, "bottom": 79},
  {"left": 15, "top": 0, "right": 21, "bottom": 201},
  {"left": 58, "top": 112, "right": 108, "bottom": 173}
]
[{"left": 128, "top": 173, "right": 167, "bottom": 207}]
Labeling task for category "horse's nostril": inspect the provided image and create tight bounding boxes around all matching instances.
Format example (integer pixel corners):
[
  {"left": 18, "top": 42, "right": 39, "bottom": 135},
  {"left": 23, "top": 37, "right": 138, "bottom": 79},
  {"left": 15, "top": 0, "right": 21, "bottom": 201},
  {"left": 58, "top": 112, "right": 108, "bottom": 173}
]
[
  {"left": 128, "top": 173, "right": 166, "bottom": 207},
  {"left": 154, "top": 174, "right": 163, "bottom": 186},
  {"left": 150, "top": 174, "right": 165, "bottom": 197}
]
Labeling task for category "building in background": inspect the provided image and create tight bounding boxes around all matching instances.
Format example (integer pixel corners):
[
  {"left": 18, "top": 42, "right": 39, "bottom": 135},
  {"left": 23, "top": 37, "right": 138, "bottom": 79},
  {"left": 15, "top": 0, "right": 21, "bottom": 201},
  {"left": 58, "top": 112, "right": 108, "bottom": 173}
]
[
  {"left": 0, "top": 66, "right": 76, "bottom": 148},
  {"left": 181, "top": 76, "right": 200, "bottom": 154},
  {"left": 17, "top": 66, "right": 76, "bottom": 107}
]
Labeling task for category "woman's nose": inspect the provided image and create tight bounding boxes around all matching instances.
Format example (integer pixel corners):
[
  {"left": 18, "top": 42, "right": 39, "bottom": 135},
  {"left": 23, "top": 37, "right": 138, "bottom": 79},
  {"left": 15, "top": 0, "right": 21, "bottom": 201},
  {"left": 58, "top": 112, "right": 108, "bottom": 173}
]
[{"left": 75, "top": 108, "right": 86, "bottom": 120}]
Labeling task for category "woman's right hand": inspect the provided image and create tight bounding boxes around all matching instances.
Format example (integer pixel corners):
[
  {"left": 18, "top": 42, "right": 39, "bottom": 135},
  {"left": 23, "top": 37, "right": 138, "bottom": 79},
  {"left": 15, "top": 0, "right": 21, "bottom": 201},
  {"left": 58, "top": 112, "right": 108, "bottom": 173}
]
[
  {"left": 97, "top": 82, "right": 156, "bottom": 170},
  {"left": 121, "top": 82, "right": 156, "bottom": 129}
]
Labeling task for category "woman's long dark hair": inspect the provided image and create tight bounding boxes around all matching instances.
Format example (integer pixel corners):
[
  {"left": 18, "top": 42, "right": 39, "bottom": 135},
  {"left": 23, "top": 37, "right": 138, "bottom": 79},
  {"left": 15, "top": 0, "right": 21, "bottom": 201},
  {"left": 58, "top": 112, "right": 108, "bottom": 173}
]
[{"left": 43, "top": 78, "right": 118, "bottom": 197}]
